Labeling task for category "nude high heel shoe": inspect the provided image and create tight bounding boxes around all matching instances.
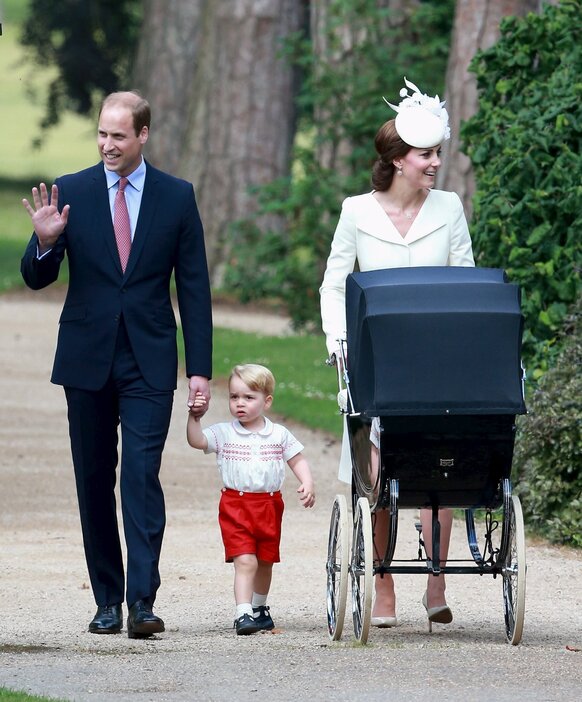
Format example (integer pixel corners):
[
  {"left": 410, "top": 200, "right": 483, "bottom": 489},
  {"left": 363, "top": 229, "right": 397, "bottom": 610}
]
[
  {"left": 422, "top": 592, "right": 453, "bottom": 633},
  {"left": 371, "top": 615, "right": 398, "bottom": 628}
]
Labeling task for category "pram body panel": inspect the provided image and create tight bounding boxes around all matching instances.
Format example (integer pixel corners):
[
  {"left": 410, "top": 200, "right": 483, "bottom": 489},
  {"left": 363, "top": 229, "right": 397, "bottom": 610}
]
[
  {"left": 346, "top": 266, "right": 526, "bottom": 417},
  {"left": 349, "top": 413, "right": 516, "bottom": 510}
]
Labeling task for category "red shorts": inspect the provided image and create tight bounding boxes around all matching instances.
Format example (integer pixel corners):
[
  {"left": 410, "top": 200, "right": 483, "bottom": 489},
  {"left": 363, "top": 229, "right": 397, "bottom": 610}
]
[{"left": 218, "top": 488, "right": 284, "bottom": 563}]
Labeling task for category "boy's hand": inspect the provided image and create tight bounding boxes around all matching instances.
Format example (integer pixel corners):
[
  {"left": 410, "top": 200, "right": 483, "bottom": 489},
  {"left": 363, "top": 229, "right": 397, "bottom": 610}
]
[
  {"left": 187, "top": 377, "right": 210, "bottom": 418},
  {"left": 188, "top": 391, "right": 207, "bottom": 420},
  {"left": 297, "top": 483, "right": 315, "bottom": 508}
]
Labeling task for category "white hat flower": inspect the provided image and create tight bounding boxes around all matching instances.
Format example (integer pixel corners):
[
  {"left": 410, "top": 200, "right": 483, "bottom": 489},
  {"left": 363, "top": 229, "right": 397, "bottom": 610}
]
[{"left": 384, "top": 77, "right": 450, "bottom": 148}]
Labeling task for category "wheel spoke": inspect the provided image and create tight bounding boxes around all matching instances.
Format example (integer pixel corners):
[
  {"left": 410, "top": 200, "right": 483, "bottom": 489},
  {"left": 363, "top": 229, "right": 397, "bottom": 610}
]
[
  {"left": 326, "top": 494, "right": 349, "bottom": 640},
  {"left": 350, "top": 497, "right": 373, "bottom": 643},
  {"left": 502, "top": 495, "right": 526, "bottom": 644}
]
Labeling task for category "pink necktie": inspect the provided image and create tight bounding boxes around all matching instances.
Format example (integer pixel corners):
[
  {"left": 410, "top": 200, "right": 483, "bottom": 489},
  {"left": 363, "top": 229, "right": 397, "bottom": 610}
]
[{"left": 114, "top": 177, "right": 131, "bottom": 272}]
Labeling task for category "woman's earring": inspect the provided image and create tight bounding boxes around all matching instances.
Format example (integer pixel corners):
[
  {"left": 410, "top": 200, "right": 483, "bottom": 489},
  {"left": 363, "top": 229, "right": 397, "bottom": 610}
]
[{"left": 397, "top": 166, "right": 403, "bottom": 176}]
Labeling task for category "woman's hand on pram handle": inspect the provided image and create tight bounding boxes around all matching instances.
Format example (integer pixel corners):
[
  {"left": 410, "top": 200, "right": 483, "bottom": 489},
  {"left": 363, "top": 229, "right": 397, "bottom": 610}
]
[
  {"left": 326, "top": 338, "right": 347, "bottom": 367},
  {"left": 337, "top": 389, "right": 348, "bottom": 412},
  {"left": 326, "top": 352, "right": 337, "bottom": 367}
]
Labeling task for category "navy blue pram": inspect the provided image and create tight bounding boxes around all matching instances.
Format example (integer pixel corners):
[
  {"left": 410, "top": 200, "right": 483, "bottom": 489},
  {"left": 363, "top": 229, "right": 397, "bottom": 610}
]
[{"left": 325, "top": 267, "right": 527, "bottom": 646}]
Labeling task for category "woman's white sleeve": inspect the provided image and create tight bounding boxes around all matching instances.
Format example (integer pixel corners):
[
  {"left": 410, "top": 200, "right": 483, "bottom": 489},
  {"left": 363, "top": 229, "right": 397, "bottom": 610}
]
[
  {"left": 448, "top": 192, "right": 475, "bottom": 267},
  {"left": 319, "top": 198, "right": 358, "bottom": 356}
]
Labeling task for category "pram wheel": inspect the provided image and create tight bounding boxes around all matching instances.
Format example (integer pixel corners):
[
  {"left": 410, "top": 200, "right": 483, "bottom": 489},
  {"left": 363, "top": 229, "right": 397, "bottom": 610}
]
[
  {"left": 351, "top": 497, "right": 373, "bottom": 643},
  {"left": 502, "top": 495, "right": 526, "bottom": 645},
  {"left": 465, "top": 482, "right": 527, "bottom": 644},
  {"left": 326, "top": 494, "right": 350, "bottom": 640}
]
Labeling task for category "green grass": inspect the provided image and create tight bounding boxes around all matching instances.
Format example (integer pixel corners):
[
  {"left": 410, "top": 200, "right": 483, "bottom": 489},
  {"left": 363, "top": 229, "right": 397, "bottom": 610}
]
[
  {"left": 0, "top": 176, "right": 37, "bottom": 291},
  {"left": 180, "top": 328, "right": 341, "bottom": 436},
  {"left": 0, "top": 11, "right": 94, "bottom": 288},
  {"left": 0, "top": 236, "right": 27, "bottom": 292},
  {"left": 0, "top": 689, "right": 66, "bottom": 702},
  {"left": 0, "top": 15, "right": 93, "bottom": 289},
  {"left": 0, "top": 21, "right": 96, "bottom": 180},
  {"left": 1, "top": 0, "right": 32, "bottom": 24}
]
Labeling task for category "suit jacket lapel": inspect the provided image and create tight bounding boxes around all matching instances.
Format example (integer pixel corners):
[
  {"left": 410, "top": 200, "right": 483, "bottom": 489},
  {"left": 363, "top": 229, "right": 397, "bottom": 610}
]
[
  {"left": 123, "top": 163, "right": 159, "bottom": 279},
  {"left": 90, "top": 165, "right": 123, "bottom": 275}
]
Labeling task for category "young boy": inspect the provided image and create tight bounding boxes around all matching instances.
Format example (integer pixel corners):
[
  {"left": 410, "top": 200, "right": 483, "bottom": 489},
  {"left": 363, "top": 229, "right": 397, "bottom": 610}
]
[{"left": 187, "top": 363, "right": 315, "bottom": 635}]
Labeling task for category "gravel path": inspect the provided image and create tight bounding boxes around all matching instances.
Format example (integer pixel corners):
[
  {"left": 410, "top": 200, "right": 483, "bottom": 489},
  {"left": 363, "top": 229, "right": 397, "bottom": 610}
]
[{"left": 0, "top": 292, "right": 581, "bottom": 702}]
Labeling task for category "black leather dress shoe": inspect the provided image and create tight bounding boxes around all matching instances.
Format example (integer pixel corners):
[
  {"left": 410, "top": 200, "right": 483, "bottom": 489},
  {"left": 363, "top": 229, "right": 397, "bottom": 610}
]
[
  {"left": 127, "top": 599, "right": 165, "bottom": 639},
  {"left": 88, "top": 604, "right": 122, "bottom": 634}
]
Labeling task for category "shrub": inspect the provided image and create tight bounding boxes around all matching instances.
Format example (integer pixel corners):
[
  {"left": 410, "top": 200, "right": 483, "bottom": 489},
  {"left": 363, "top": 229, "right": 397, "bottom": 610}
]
[
  {"left": 514, "top": 294, "right": 582, "bottom": 547},
  {"left": 462, "top": 0, "right": 582, "bottom": 382}
]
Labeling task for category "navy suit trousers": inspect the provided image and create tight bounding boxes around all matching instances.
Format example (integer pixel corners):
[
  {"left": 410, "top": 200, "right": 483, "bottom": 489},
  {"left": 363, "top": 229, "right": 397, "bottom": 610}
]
[{"left": 65, "top": 321, "right": 174, "bottom": 608}]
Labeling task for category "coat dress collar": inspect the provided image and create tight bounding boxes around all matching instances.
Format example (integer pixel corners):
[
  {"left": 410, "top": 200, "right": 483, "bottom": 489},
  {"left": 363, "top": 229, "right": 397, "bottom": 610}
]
[{"left": 356, "top": 190, "right": 448, "bottom": 246}]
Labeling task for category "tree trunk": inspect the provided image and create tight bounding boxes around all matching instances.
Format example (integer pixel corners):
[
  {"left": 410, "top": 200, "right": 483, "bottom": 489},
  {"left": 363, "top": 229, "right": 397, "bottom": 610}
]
[
  {"left": 132, "top": 0, "right": 206, "bottom": 176},
  {"left": 180, "top": 0, "right": 306, "bottom": 279},
  {"left": 133, "top": 0, "right": 306, "bottom": 280},
  {"left": 437, "top": 0, "right": 541, "bottom": 217},
  {"left": 310, "top": 0, "right": 416, "bottom": 173}
]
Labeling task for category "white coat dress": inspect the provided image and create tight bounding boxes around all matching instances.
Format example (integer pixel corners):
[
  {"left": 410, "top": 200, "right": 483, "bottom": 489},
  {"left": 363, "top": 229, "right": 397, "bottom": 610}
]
[{"left": 319, "top": 188, "right": 475, "bottom": 481}]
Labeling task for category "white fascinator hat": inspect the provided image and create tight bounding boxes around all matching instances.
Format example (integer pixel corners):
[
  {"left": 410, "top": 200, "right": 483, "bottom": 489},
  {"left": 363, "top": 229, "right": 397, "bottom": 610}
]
[{"left": 384, "top": 77, "right": 450, "bottom": 148}]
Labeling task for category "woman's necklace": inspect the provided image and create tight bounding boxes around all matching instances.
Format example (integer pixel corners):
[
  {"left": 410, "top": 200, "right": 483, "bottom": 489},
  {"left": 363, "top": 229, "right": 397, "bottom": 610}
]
[
  {"left": 386, "top": 201, "right": 419, "bottom": 219},
  {"left": 377, "top": 191, "right": 426, "bottom": 220}
]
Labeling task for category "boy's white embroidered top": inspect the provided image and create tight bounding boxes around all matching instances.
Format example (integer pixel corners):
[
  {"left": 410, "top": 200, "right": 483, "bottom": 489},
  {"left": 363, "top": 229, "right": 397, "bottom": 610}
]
[{"left": 203, "top": 417, "right": 304, "bottom": 493}]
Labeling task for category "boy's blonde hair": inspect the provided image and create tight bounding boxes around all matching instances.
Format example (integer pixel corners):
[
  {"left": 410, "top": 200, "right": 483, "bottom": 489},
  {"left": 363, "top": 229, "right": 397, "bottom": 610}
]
[{"left": 230, "top": 364, "right": 275, "bottom": 396}]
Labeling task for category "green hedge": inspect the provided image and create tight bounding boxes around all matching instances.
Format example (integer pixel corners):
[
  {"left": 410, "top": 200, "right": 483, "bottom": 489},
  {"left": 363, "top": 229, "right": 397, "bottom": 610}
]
[
  {"left": 514, "top": 294, "right": 581, "bottom": 547},
  {"left": 462, "top": 0, "right": 582, "bottom": 382}
]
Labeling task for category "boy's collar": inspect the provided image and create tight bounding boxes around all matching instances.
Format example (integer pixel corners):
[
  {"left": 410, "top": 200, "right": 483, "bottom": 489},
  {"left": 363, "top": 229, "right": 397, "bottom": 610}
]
[{"left": 232, "top": 417, "right": 273, "bottom": 436}]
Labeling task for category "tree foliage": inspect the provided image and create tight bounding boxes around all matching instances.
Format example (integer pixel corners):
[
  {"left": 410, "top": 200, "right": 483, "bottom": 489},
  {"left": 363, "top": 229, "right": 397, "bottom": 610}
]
[
  {"left": 461, "top": 0, "right": 582, "bottom": 380},
  {"left": 21, "top": 0, "right": 141, "bottom": 142},
  {"left": 514, "top": 294, "right": 582, "bottom": 547},
  {"left": 224, "top": 0, "right": 456, "bottom": 329}
]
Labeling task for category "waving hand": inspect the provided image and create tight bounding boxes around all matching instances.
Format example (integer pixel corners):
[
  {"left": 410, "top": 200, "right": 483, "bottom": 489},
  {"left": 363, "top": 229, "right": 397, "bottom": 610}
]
[{"left": 22, "top": 183, "right": 70, "bottom": 254}]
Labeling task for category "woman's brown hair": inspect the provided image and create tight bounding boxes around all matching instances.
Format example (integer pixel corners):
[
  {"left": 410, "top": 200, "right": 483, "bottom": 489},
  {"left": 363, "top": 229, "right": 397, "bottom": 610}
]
[{"left": 371, "top": 119, "right": 411, "bottom": 191}]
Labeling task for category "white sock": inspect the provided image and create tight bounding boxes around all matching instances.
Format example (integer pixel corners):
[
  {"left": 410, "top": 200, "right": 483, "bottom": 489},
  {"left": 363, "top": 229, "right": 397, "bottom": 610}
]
[
  {"left": 252, "top": 593, "right": 268, "bottom": 609},
  {"left": 235, "top": 603, "right": 253, "bottom": 619}
]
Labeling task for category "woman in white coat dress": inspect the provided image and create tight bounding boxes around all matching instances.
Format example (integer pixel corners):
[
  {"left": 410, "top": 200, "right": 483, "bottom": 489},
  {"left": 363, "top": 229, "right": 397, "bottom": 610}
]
[{"left": 320, "top": 78, "right": 474, "bottom": 630}]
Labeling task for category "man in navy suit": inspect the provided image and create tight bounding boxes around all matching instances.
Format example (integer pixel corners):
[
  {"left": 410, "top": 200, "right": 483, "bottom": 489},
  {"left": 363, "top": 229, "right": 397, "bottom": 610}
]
[{"left": 21, "top": 91, "right": 212, "bottom": 638}]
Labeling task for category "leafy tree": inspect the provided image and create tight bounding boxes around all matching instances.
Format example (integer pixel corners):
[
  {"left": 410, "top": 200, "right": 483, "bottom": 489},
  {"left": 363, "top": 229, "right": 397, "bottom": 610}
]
[
  {"left": 224, "top": 0, "right": 456, "bottom": 329},
  {"left": 461, "top": 0, "right": 582, "bottom": 381},
  {"left": 20, "top": 0, "right": 142, "bottom": 143},
  {"left": 514, "top": 294, "right": 582, "bottom": 547}
]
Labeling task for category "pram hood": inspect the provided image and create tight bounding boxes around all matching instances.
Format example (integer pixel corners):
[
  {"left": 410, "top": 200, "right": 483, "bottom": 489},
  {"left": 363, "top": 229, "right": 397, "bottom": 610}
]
[{"left": 346, "top": 266, "right": 526, "bottom": 416}]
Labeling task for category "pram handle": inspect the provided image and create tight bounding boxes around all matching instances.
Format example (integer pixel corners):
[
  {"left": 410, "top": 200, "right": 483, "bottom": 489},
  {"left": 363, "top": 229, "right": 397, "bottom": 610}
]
[{"left": 327, "top": 340, "right": 359, "bottom": 416}]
